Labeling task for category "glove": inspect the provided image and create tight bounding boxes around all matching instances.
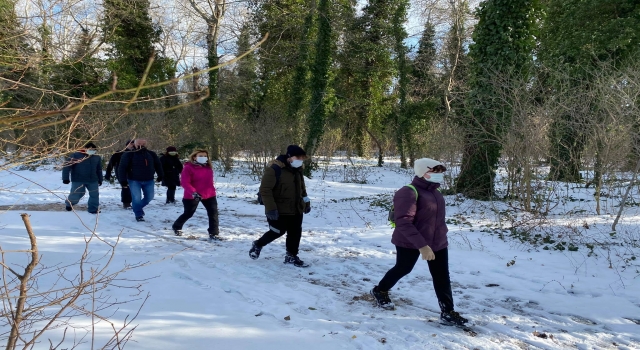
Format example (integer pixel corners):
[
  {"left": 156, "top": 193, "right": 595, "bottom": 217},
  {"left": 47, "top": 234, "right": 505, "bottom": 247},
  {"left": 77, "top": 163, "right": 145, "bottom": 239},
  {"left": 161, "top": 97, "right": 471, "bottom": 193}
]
[
  {"left": 304, "top": 201, "right": 311, "bottom": 214},
  {"left": 63, "top": 180, "right": 70, "bottom": 184},
  {"left": 98, "top": 182, "right": 102, "bottom": 186},
  {"left": 192, "top": 192, "right": 202, "bottom": 201},
  {"left": 419, "top": 245, "right": 435, "bottom": 261},
  {"left": 156, "top": 177, "right": 163, "bottom": 183},
  {"left": 266, "top": 209, "right": 279, "bottom": 221}
]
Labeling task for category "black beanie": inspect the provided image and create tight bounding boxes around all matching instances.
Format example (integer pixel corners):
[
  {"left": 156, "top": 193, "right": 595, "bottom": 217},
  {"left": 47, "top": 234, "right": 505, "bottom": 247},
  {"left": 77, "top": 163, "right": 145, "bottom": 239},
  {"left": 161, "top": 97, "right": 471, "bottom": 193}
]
[
  {"left": 166, "top": 146, "right": 177, "bottom": 152},
  {"left": 286, "top": 145, "right": 306, "bottom": 158},
  {"left": 85, "top": 142, "right": 97, "bottom": 149},
  {"left": 125, "top": 139, "right": 133, "bottom": 147}
]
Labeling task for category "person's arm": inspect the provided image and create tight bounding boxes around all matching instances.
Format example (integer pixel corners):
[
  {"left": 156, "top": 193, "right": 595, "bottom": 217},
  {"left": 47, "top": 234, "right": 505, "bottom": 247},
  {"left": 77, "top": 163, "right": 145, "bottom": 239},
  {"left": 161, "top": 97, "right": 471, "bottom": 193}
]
[
  {"left": 153, "top": 152, "right": 164, "bottom": 179},
  {"left": 117, "top": 152, "right": 131, "bottom": 185},
  {"left": 176, "top": 158, "right": 183, "bottom": 173},
  {"left": 62, "top": 156, "right": 72, "bottom": 182},
  {"left": 394, "top": 187, "right": 427, "bottom": 249},
  {"left": 105, "top": 154, "right": 115, "bottom": 180},
  {"left": 259, "top": 166, "right": 278, "bottom": 213},
  {"left": 180, "top": 166, "right": 196, "bottom": 193}
]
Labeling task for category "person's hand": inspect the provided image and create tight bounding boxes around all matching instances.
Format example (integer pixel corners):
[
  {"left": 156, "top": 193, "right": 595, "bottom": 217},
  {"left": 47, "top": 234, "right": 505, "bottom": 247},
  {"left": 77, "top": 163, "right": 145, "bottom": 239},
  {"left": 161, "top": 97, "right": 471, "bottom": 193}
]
[
  {"left": 192, "top": 192, "right": 202, "bottom": 201},
  {"left": 266, "top": 210, "right": 279, "bottom": 221},
  {"left": 63, "top": 180, "right": 70, "bottom": 184},
  {"left": 120, "top": 182, "right": 128, "bottom": 188},
  {"left": 304, "top": 201, "right": 311, "bottom": 214},
  {"left": 419, "top": 245, "right": 435, "bottom": 261},
  {"left": 98, "top": 182, "right": 102, "bottom": 186},
  {"left": 156, "top": 177, "right": 163, "bottom": 183}
]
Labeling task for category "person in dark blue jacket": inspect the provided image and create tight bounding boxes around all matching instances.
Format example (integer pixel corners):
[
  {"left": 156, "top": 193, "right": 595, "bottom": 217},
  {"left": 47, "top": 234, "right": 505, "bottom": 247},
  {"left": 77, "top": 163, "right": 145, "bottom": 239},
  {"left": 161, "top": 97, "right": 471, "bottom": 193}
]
[
  {"left": 62, "top": 142, "right": 103, "bottom": 213},
  {"left": 117, "top": 139, "right": 164, "bottom": 221},
  {"left": 105, "top": 139, "right": 135, "bottom": 208}
]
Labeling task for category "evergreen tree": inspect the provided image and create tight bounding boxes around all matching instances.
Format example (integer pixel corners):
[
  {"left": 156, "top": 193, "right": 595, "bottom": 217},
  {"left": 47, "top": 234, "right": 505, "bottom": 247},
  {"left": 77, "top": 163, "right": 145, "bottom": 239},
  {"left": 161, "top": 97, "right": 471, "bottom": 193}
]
[
  {"left": 456, "top": 0, "right": 539, "bottom": 199},
  {"left": 390, "top": 0, "right": 410, "bottom": 168}
]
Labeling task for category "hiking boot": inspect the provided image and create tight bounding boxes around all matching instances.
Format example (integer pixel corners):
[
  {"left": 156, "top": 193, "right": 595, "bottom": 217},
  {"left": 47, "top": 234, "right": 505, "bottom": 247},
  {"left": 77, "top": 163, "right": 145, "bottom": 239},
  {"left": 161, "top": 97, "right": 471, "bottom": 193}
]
[
  {"left": 65, "top": 206, "right": 72, "bottom": 211},
  {"left": 173, "top": 229, "right": 182, "bottom": 236},
  {"left": 284, "top": 253, "right": 309, "bottom": 268},
  {"left": 249, "top": 241, "right": 262, "bottom": 260},
  {"left": 209, "top": 235, "right": 224, "bottom": 242},
  {"left": 135, "top": 216, "right": 145, "bottom": 222},
  {"left": 370, "top": 286, "right": 395, "bottom": 310},
  {"left": 88, "top": 210, "right": 101, "bottom": 214},
  {"left": 123, "top": 203, "right": 131, "bottom": 209},
  {"left": 440, "top": 310, "right": 468, "bottom": 327},
  {"left": 166, "top": 200, "right": 175, "bottom": 204}
]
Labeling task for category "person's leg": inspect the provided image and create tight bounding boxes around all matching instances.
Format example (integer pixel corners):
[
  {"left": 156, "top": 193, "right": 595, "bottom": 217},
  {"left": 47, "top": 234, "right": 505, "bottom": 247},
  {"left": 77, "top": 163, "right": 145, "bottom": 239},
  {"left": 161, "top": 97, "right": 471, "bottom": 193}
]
[
  {"left": 284, "top": 214, "right": 303, "bottom": 256},
  {"left": 377, "top": 246, "right": 421, "bottom": 291},
  {"left": 255, "top": 216, "right": 287, "bottom": 247},
  {"left": 140, "top": 180, "right": 155, "bottom": 212},
  {"left": 166, "top": 186, "right": 176, "bottom": 203},
  {"left": 86, "top": 182, "right": 100, "bottom": 213},
  {"left": 121, "top": 186, "right": 132, "bottom": 207},
  {"left": 427, "top": 248, "right": 454, "bottom": 313},
  {"left": 202, "top": 197, "right": 219, "bottom": 237},
  {"left": 172, "top": 199, "right": 199, "bottom": 230},
  {"left": 66, "top": 182, "right": 87, "bottom": 209},
  {"left": 128, "top": 180, "right": 143, "bottom": 218}
]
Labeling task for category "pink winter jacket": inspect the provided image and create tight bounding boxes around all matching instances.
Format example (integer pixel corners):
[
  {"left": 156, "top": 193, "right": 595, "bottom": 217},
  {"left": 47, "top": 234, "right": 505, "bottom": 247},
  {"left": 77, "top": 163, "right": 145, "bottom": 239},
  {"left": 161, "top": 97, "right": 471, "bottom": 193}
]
[{"left": 180, "top": 162, "right": 216, "bottom": 200}]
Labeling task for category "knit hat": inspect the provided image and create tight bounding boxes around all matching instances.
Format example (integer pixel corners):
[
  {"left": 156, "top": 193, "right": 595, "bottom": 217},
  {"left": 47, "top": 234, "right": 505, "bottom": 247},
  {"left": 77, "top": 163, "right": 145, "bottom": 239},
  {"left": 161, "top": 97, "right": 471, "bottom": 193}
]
[
  {"left": 125, "top": 139, "right": 133, "bottom": 146},
  {"left": 85, "top": 142, "right": 97, "bottom": 149},
  {"left": 166, "top": 146, "right": 177, "bottom": 152},
  {"left": 286, "top": 145, "right": 307, "bottom": 159},
  {"left": 414, "top": 158, "right": 443, "bottom": 177}
]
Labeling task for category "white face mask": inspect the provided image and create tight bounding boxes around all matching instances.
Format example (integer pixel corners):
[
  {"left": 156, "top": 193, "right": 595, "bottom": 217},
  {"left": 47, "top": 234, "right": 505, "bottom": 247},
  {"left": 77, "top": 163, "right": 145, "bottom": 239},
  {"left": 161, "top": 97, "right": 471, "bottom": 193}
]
[
  {"left": 86, "top": 149, "right": 97, "bottom": 155},
  {"left": 425, "top": 173, "right": 444, "bottom": 183},
  {"left": 290, "top": 159, "right": 303, "bottom": 168},
  {"left": 196, "top": 156, "right": 208, "bottom": 164}
]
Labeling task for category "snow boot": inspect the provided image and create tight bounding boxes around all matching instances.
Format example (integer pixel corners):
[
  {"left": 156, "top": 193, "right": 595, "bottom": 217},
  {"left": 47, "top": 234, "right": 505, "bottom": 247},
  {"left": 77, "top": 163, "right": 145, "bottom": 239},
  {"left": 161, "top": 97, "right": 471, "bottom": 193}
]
[
  {"left": 123, "top": 203, "right": 131, "bottom": 209},
  {"left": 135, "top": 216, "right": 145, "bottom": 222},
  {"left": 209, "top": 234, "right": 224, "bottom": 242},
  {"left": 249, "top": 241, "right": 262, "bottom": 260},
  {"left": 440, "top": 310, "right": 468, "bottom": 327},
  {"left": 284, "top": 253, "right": 309, "bottom": 268},
  {"left": 173, "top": 229, "right": 183, "bottom": 236},
  {"left": 370, "top": 286, "right": 395, "bottom": 310}
]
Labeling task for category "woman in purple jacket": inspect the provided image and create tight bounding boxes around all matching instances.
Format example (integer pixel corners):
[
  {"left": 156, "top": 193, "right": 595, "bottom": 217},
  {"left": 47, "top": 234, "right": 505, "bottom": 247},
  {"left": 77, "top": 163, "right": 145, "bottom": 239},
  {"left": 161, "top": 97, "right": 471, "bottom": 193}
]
[
  {"left": 371, "top": 158, "right": 468, "bottom": 327},
  {"left": 171, "top": 149, "right": 220, "bottom": 240}
]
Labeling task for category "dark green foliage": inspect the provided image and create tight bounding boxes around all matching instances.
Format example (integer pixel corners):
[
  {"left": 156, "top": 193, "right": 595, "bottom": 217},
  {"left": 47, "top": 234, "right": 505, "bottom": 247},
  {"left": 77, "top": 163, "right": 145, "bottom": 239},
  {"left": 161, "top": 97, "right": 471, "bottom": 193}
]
[
  {"left": 456, "top": 0, "right": 539, "bottom": 199},
  {"left": 391, "top": 0, "right": 410, "bottom": 168}
]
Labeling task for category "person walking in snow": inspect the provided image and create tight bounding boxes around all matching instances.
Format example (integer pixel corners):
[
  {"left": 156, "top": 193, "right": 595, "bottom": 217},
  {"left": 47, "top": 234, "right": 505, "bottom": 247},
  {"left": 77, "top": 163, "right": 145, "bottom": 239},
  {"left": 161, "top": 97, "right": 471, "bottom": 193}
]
[
  {"left": 171, "top": 149, "right": 220, "bottom": 240},
  {"left": 160, "top": 146, "right": 183, "bottom": 204},
  {"left": 370, "top": 158, "right": 468, "bottom": 327},
  {"left": 249, "top": 145, "right": 311, "bottom": 267},
  {"left": 105, "top": 139, "right": 135, "bottom": 209},
  {"left": 62, "top": 142, "right": 103, "bottom": 213},
  {"left": 117, "top": 139, "right": 164, "bottom": 222}
]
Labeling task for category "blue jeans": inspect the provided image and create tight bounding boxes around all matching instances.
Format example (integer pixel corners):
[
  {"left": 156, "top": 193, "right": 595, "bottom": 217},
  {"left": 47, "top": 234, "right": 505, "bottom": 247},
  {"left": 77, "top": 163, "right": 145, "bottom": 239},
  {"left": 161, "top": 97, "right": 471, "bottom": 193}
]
[
  {"left": 128, "top": 180, "right": 155, "bottom": 218},
  {"left": 66, "top": 182, "right": 100, "bottom": 213}
]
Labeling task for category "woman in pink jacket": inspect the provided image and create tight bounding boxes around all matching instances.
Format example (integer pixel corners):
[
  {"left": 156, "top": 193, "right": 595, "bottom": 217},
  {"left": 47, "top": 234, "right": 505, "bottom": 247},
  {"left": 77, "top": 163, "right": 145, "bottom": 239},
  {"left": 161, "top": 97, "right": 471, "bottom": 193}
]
[{"left": 172, "top": 149, "right": 220, "bottom": 240}]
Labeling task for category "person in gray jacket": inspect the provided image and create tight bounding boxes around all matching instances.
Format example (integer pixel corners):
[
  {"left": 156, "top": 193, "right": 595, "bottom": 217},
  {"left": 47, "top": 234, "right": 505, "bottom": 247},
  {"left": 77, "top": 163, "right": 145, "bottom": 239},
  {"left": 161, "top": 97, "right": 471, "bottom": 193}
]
[{"left": 62, "top": 142, "right": 104, "bottom": 213}]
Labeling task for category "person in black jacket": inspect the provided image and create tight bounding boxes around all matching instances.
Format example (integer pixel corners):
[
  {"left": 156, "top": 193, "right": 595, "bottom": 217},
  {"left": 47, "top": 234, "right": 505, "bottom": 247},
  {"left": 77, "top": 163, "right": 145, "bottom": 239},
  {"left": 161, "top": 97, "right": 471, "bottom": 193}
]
[
  {"left": 105, "top": 139, "right": 135, "bottom": 208},
  {"left": 117, "top": 139, "right": 164, "bottom": 221},
  {"left": 62, "top": 142, "right": 103, "bottom": 213},
  {"left": 159, "top": 146, "right": 183, "bottom": 204}
]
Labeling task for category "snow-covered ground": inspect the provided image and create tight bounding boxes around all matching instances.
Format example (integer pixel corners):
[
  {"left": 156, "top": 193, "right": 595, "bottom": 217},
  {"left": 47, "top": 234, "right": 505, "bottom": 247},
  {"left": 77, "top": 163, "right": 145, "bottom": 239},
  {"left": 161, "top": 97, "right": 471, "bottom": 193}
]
[{"left": 1, "top": 157, "right": 639, "bottom": 349}]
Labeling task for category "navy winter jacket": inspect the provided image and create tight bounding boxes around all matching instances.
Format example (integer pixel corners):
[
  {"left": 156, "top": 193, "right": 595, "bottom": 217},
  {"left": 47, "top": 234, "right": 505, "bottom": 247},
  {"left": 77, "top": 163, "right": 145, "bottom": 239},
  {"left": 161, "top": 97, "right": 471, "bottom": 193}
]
[
  {"left": 62, "top": 152, "right": 104, "bottom": 183},
  {"left": 117, "top": 148, "right": 164, "bottom": 184}
]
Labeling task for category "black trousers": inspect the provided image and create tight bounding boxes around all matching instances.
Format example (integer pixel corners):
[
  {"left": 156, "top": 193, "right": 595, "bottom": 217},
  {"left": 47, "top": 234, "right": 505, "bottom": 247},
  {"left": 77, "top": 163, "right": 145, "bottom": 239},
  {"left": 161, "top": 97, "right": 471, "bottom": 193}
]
[
  {"left": 121, "top": 186, "right": 132, "bottom": 204},
  {"left": 256, "top": 214, "right": 303, "bottom": 256},
  {"left": 377, "top": 246, "right": 454, "bottom": 313},
  {"left": 172, "top": 197, "right": 219, "bottom": 236},
  {"left": 166, "top": 186, "right": 176, "bottom": 202}
]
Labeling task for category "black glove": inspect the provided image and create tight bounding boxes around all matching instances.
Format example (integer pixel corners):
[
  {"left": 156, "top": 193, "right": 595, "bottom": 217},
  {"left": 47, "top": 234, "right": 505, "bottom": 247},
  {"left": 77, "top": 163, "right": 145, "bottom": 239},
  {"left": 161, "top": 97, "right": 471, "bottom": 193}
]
[
  {"left": 63, "top": 180, "right": 70, "bottom": 184},
  {"left": 156, "top": 177, "right": 163, "bottom": 183},
  {"left": 266, "top": 209, "right": 279, "bottom": 221},
  {"left": 304, "top": 201, "right": 311, "bottom": 214},
  {"left": 192, "top": 192, "right": 202, "bottom": 201},
  {"left": 98, "top": 182, "right": 102, "bottom": 186}
]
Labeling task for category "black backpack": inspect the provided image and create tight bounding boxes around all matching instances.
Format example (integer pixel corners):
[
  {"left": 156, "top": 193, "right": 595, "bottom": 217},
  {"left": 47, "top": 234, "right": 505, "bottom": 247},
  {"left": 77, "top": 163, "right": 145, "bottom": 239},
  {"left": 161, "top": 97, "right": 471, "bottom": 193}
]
[
  {"left": 257, "top": 164, "right": 282, "bottom": 205},
  {"left": 388, "top": 184, "right": 418, "bottom": 228}
]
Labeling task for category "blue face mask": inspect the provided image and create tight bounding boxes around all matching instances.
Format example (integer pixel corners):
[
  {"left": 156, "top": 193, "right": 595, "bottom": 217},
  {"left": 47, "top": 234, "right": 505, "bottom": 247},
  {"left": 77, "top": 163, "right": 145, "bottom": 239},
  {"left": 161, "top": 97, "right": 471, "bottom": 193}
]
[
  {"left": 291, "top": 159, "right": 303, "bottom": 168},
  {"left": 425, "top": 173, "right": 444, "bottom": 183}
]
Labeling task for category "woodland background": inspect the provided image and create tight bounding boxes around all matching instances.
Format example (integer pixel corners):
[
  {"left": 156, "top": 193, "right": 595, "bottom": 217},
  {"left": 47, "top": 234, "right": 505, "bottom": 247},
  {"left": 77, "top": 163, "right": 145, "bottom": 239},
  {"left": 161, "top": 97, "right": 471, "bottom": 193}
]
[{"left": 1, "top": 0, "right": 640, "bottom": 204}]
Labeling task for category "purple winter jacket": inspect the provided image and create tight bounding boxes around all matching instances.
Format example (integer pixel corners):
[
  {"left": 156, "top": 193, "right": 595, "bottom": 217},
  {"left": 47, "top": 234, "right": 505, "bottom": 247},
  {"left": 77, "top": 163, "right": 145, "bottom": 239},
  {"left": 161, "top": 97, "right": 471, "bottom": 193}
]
[{"left": 391, "top": 176, "right": 448, "bottom": 252}]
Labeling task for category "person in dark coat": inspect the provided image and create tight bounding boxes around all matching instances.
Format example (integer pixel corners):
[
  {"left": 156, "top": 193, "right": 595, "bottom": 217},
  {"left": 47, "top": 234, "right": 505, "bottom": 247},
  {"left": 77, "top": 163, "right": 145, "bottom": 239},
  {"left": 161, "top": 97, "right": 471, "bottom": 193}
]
[
  {"left": 370, "top": 158, "right": 468, "bottom": 327},
  {"left": 249, "top": 145, "right": 311, "bottom": 267},
  {"left": 105, "top": 139, "right": 135, "bottom": 208},
  {"left": 160, "top": 146, "right": 183, "bottom": 204},
  {"left": 117, "top": 139, "right": 164, "bottom": 222},
  {"left": 62, "top": 142, "right": 103, "bottom": 213}
]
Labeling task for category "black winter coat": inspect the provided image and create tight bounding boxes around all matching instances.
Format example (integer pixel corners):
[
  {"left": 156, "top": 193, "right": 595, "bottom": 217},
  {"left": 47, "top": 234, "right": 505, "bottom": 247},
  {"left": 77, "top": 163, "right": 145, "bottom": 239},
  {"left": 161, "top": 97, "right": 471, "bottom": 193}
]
[
  {"left": 105, "top": 151, "right": 131, "bottom": 182},
  {"left": 62, "top": 152, "right": 103, "bottom": 183},
  {"left": 117, "top": 147, "right": 164, "bottom": 184},
  {"left": 160, "top": 154, "right": 183, "bottom": 187}
]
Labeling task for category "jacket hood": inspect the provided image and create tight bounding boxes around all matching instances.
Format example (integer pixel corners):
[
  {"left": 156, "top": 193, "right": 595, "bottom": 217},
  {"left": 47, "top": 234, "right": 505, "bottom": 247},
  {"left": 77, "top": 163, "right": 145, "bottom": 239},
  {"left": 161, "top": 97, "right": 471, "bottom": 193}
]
[{"left": 271, "top": 155, "right": 289, "bottom": 168}]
